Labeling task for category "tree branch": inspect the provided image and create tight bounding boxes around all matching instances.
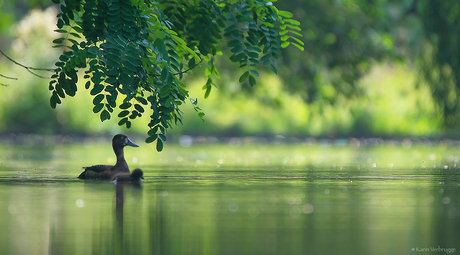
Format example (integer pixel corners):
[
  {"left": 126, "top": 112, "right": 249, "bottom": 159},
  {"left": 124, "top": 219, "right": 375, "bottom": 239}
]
[
  {"left": 149, "top": 57, "right": 204, "bottom": 77},
  {"left": 0, "top": 49, "right": 54, "bottom": 79},
  {"left": 0, "top": 73, "right": 17, "bottom": 80},
  {"left": 0, "top": 73, "right": 17, "bottom": 86}
]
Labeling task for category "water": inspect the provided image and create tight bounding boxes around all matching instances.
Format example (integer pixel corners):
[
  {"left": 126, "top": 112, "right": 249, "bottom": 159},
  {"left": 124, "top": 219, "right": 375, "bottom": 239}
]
[{"left": 0, "top": 138, "right": 459, "bottom": 255}]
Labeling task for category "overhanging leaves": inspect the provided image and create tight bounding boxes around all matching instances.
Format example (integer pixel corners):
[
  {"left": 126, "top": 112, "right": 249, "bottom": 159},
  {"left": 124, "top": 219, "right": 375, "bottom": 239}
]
[{"left": 50, "top": 0, "right": 302, "bottom": 151}]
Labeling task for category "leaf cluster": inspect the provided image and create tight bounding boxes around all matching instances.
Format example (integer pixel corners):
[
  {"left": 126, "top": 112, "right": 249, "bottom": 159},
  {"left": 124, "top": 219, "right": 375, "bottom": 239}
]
[{"left": 49, "top": 0, "right": 302, "bottom": 151}]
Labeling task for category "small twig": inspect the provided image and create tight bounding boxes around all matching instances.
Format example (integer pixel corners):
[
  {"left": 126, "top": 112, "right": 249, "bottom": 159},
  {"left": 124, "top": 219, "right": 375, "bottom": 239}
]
[
  {"left": 174, "top": 57, "right": 204, "bottom": 76},
  {"left": 149, "top": 56, "right": 204, "bottom": 77},
  {"left": 0, "top": 73, "right": 17, "bottom": 80},
  {"left": 0, "top": 49, "right": 54, "bottom": 79}
]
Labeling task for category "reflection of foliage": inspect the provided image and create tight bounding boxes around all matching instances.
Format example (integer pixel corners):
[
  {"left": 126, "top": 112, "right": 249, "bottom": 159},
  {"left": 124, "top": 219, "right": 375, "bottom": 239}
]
[{"left": 49, "top": 0, "right": 302, "bottom": 151}]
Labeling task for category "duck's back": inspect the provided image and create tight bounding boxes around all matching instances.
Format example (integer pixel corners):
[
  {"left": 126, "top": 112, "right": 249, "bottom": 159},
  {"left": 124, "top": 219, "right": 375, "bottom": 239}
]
[
  {"left": 79, "top": 170, "right": 113, "bottom": 180},
  {"left": 84, "top": 165, "right": 112, "bottom": 172},
  {"left": 78, "top": 165, "right": 113, "bottom": 179}
]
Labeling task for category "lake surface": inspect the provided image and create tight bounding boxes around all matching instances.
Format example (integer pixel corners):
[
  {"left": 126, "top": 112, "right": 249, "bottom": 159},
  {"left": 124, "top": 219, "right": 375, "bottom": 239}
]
[{"left": 0, "top": 136, "right": 459, "bottom": 255}]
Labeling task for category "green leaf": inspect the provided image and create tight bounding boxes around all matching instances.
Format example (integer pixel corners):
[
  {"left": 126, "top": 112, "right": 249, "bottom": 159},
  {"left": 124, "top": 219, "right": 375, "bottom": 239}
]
[
  {"left": 270, "top": 64, "right": 278, "bottom": 75},
  {"left": 250, "top": 70, "right": 259, "bottom": 77},
  {"left": 280, "top": 35, "right": 290, "bottom": 41},
  {"left": 284, "top": 19, "right": 300, "bottom": 26},
  {"left": 188, "top": 57, "right": 196, "bottom": 68},
  {"left": 239, "top": 71, "right": 249, "bottom": 82},
  {"left": 228, "top": 39, "right": 242, "bottom": 48},
  {"left": 72, "top": 26, "right": 84, "bottom": 33},
  {"left": 291, "top": 36, "right": 305, "bottom": 46},
  {"left": 153, "top": 30, "right": 167, "bottom": 39},
  {"left": 90, "top": 84, "right": 104, "bottom": 95},
  {"left": 93, "top": 94, "right": 104, "bottom": 105},
  {"left": 230, "top": 45, "right": 244, "bottom": 53},
  {"left": 146, "top": 135, "right": 156, "bottom": 143},
  {"left": 137, "top": 97, "right": 148, "bottom": 105},
  {"left": 249, "top": 75, "right": 256, "bottom": 86},
  {"left": 120, "top": 102, "right": 132, "bottom": 109},
  {"left": 281, "top": 41, "right": 290, "bottom": 48},
  {"left": 278, "top": 10, "right": 293, "bottom": 18},
  {"left": 93, "top": 103, "right": 104, "bottom": 113},
  {"left": 160, "top": 67, "right": 169, "bottom": 82},
  {"left": 204, "top": 86, "right": 211, "bottom": 99},
  {"left": 57, "top": 19, "right": 64, "bottom": 29},
  {"left": 118, "top": 117, "right": 128, "bottom": 126},
  {"left": 53, "top": 38, "right": 65, "bottom": 44},
  {"left": 50, "top": 95, "right": 57, "bottom": 109},
  {"left": 118, "top": 110, "right": 130, "bottom": 117},
  {"left": 134, "top": 104, "right": 144, "bottom": 113},
  {"left": 284, "top": 24, "right": 302, "bottom": 31},
  {"left": 70, "top": 32, "right": 81, "bottom": 38},
  {"left": 148, "top": 127, "right": 158, "bottom": 136},
  {"left": 100, "top": 109, "right": 110, "bottom": 122},
  {"left": 156, "top": 138, "right": 164, "bottom": 151},
  {"left": 292, "top": 43, "right": 305, "bottom": 51}
]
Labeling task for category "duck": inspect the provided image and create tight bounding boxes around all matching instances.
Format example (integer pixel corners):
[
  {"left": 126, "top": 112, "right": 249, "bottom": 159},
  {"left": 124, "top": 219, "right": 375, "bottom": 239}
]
[
  {"left": 78, "top": 134, "right": 139, "bottom": 180},
  {"left": 111, "top": 168, "right": 144, "bottom": 185}
]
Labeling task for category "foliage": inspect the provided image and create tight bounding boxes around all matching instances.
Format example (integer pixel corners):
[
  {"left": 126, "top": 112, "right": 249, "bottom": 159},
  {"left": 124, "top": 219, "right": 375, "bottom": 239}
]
[
  {"left": 417, "top": 1, "right": 460, "bottom": 128},
  {"left": 268, "top": 0, "right": 398, "bottom": 104},
  {"left": 48, "top": 0, "right": 302, "bottom": 151}
]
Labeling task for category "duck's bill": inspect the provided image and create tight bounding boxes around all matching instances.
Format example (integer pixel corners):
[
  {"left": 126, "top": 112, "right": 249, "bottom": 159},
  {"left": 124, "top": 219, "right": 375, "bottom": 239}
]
[{"left": 126, "top": 138, "right": 139, "bottom": 147}]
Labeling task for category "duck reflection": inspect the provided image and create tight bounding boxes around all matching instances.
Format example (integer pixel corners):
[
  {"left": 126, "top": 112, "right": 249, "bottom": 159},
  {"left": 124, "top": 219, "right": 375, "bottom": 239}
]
[
  {"left": 114, "top": 169, "right": 144, "bottom": 219},
  {"left": 114, "top": 170, "right": 144, "bottom": 253}
]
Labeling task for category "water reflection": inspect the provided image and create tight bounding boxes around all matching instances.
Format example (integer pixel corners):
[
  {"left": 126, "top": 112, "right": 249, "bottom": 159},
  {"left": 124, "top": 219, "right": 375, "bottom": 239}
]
[
  {"left": 0, "top": 142, "right": 459, "bottom": 254},
  {"left": 115, "top": 184, "right": 124, "bottom": 253}
]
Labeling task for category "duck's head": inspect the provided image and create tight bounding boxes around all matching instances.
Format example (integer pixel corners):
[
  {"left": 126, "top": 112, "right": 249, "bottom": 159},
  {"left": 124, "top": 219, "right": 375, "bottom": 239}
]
[
  {"left": 131, "top": 168, "right": 144, "bottom": 179},
  {"left": 113, "top": 134, "right": 139, "bottom": 148}
]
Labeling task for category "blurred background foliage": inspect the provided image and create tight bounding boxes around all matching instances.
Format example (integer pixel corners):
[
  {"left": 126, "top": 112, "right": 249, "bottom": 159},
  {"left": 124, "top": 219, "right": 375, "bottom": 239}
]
[{"left": 0, "top": 0, "right": 458, "bottom": 138}]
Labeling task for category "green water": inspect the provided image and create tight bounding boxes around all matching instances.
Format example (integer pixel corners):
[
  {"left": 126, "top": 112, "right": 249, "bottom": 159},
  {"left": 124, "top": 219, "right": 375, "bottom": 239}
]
[{"left": 0, "top": 139, "right": 459, "bottom": 255}]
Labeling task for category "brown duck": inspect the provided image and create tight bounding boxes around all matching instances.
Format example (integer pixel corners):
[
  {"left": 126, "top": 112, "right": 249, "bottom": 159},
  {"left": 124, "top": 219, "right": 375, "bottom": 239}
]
[
  {"left": 78, "top": 134, "right": 139, "bottom": 180},
  {"left": 111, "top": 168, "right": 144, "bottom": 185}
]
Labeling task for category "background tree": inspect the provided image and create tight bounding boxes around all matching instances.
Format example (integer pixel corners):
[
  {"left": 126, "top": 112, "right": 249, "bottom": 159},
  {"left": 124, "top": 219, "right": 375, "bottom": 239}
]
[
  {"left": 1, "top": 0, "right": 459, "bottom": 139},
  {"left": 417, "top": 1, "right": 460, "bottom": 128}
]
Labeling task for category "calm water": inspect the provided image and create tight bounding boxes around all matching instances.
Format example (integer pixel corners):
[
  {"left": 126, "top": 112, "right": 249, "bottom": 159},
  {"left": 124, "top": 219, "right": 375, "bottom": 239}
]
[{"left": 0, "top": 138, "right": 459, "bottom": 255}]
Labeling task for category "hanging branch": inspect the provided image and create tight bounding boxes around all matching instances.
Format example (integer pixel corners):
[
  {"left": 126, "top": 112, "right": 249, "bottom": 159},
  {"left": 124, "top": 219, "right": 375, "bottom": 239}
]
[{"left": 0, "top": 49, "right": 54, "bottom": 79}]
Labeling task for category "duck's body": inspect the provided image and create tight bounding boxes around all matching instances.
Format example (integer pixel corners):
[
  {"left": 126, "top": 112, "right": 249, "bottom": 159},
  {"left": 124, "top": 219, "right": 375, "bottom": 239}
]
[
  {"left": 111, "top": 169, "right": 144, "bottom": 185},
  {"left": 78, "top": 134, "right": 139, "bottom": 180}
]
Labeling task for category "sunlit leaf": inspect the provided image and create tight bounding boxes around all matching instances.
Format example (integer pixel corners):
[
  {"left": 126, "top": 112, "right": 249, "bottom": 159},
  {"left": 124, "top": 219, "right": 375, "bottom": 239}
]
[
  {"left": 281, "top": 41, "right": 290, "bottom": 48},
  {"left": 291, "top": 43, "right": 304, "bottom": 51},
  {"left": 277, "top": 10, "right": 293, "bottom": 18}
]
